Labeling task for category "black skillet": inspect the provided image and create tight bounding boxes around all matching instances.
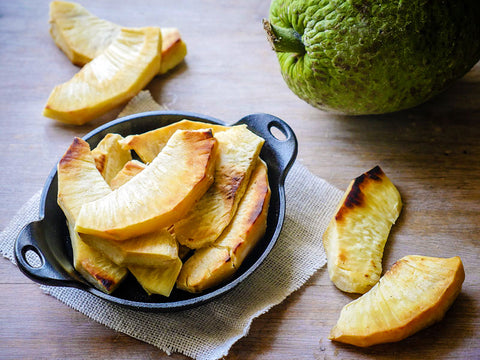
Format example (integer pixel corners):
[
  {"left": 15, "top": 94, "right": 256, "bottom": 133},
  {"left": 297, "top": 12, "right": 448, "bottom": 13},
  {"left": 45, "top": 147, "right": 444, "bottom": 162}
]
[{"left": 14, "top": 111, "right": 298, "bottom": 311}]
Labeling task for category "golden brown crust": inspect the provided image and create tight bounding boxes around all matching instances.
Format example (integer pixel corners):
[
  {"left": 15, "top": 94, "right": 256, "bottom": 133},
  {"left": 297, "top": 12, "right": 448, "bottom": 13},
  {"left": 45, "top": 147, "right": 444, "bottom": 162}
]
[
  {"left": 336, "top": 165, "right": 385, "bottom": 221},
  {"left": 58, "top": 137, "right": 91, "bottom": 168}
]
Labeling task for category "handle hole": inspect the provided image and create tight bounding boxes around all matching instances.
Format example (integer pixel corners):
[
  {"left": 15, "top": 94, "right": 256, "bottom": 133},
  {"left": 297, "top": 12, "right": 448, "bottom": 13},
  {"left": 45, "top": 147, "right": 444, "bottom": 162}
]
[
  {"left": 268, "top": 122, "right": 288, "bottom": 141},
  {"left": 22, "top": 246, "right": 43, "bottom": 268}
]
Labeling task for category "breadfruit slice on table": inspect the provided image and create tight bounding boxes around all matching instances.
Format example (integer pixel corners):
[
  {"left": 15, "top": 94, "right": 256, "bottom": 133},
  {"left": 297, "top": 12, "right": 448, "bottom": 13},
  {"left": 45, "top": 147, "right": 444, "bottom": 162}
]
[
  {"left": 329, "top": 255, "right": 465, "bottom": 347},
  {"left": 49, "top": 0, "right": 187, "bottom": 73},
  {"left": 43, "top": 27, "right": 162, "bottom": 125},
  {"left": 323, "top": 166, "right": 402, "bottom": 294}
]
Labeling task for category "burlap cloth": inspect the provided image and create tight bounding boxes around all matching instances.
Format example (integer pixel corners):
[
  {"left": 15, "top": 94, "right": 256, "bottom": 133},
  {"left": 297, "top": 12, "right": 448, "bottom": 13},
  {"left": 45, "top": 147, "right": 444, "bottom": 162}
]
[{"left": 0, "top": 91, "right": 342, "bottom": 360}]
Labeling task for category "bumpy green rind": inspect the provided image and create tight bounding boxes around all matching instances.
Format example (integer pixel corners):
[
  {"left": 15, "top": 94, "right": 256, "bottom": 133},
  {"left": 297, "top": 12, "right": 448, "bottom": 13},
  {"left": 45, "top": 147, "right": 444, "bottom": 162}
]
[{"left": 269, "top": 0, "right": 480, "bottom": 115}]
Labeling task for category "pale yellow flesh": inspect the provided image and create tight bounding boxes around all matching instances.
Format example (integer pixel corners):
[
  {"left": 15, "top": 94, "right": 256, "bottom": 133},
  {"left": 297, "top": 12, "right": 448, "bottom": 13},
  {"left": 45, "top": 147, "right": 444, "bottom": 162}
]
[
  {"left": 175, "top": 125, "right": 265, "bottom": 249},
  {"left": 177, "top": 160, "right": 271, "bottom": 293},
  {"left": 91, "top": 133, "right": 132, "bottom": 185},
  {"left": 129, "top": 258, "right": 183, "bottom": 297},
  {"left": 57, "top": 137, "right": 127, "bottom": 293},
  {"left": 81, "top": 158, "right": 178, "bottom": 267},
  {"left": 109, "top": 159, "right": 146, "bottom": 190},
  {"left": 81, "top": 228, "right": 178, "bottom": 267},
  {"left": 120, "top": 119, "right": 228, "bottom": 163},
  {"left": 75, "top": 129, "right": 217, "bottom": 240},
  {"left": 323, "top": 166, "right": 402, "bottom": 294},
  {"left": 43, "top": 27, "right": 162, "bottom": 125},
  {"left": 329, "top": 255, "right": 465, "bottom": 347},
  {"left": 96, "top": 155, "right": 182, "bottom": 294},
  {"left": 49, "top": 1, "right": 120, "bottom": 66},
  {"left": 49, "top": 1, "right": 187, "bottom": 73}
]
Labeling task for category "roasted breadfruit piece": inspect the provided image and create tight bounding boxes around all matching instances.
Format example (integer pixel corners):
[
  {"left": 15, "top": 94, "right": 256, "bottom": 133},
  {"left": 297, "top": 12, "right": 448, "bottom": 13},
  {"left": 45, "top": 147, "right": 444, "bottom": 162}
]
[
  {"left": 75, "top": 129, "right": 217, "bottom": 240},
  {"left": 43, "top": 27, "right": 162, "bottom": 125},
  {"left": 323, "top": 166, "right": 402, "bottom": 294},
  {"left": 80, "top": 158, "right": 178, "bottom": 267},
  {"left": 49, "top": 0, "right": 187, "bottom": 74},
  {"left": 158, "top": 28, "right": 187, "bottom": 74},
  {"left": 80, "top": 228, "right": 178, "bottom": 267},
  {"left": 329, "top": 255, "right": 465, "bottom": 347},
  {"left": 129, "top": 258, "right": 183, "bottom": 297},
  {"left": 91, "top": 133, "right": 132, "bottom": 185},
  {"left": 109, "top": 159, "right": 146, "bottom": 190},
  {"left": 57, "top": 137, "right": 127, "bottom": 293},
  {"left": 88, "top": 152, "right": 181, "bottom": 295},
  {"left": 177, "top": 159, "right": 271, "bottom": 293},
  {"left": 120, "top": 119, "right": 228, "bottom": 163},
  {"left": 175, "top": 125, "right": 265, "bottom": 249}
]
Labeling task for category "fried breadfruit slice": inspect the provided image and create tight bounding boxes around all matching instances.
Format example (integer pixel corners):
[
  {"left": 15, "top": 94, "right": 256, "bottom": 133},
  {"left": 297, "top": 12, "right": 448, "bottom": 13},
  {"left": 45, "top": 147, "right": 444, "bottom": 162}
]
[
  {"left": 177, "top": 160, "right": 270, "bottom": 293},
  {"left": 57, "top": 137, "right": 127, "bottom": 293},
  {"left": 323, "top": 166, "right": 402, "bottom": 294},
  {"left": 49, "top": 1, "right": 187, "bottom": 74},
  {"left": 90, "top": 154, "right": 180, "bottom": 294},
  {"left": 80, "top": 157, "right": 178, "bottom": 267},
  {"left": 75, "top": 129, "right": 217, "bottom": 240},
  {"left": 175, "top": 125, "right": 265, "bottom": 249},
  {"left": 91, "top": 133, "right": 132, "bottom": 185},
  {"left": 120, "top": 119, "right": 228, "bottom": 163},
  {"left": 43, "top": 27, "right": 162, "bottom": 125},
  {"left": 66, "top": 222, "right": 127, "bottom": 293},
  {"left": 109, "top": 159, "right": 146, "bottom": 190},
  {"left": 81, "top": 228, "right": 178, "bottom": 267},
  {"left": 129, "top": 257, "right": 183, "bottom": 297},
  {"left": 329, "top": 255, "right": 465, "bottom": 347},
  {"left": 158, "top": 28, "right": 187, "bottom": 74}
]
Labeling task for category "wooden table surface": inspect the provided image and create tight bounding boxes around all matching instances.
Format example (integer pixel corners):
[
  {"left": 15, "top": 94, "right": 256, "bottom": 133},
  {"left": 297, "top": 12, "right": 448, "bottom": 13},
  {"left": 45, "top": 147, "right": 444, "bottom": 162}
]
[{"left": 1, "top": 1, "right": 479, "bottom": 359}]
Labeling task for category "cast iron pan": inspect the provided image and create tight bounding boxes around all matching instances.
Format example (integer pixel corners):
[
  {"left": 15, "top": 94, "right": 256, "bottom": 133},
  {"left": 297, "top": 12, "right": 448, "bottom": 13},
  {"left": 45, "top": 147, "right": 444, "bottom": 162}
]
[{"left": 14, "top": 111, "right": 297, "bottom": 311}]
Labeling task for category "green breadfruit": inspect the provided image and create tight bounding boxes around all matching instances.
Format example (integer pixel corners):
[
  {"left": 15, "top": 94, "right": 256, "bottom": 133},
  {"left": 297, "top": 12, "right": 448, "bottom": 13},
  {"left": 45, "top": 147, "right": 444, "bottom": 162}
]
[{"left": 264, "top": 0, "right": 480, "bottom": 115}]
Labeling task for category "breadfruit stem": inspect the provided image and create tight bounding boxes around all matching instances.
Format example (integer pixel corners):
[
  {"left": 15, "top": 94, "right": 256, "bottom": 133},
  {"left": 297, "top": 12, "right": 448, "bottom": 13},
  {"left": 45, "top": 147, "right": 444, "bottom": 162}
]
[{"left": 263, "top": 18, "right": 305, "bottom": 55}]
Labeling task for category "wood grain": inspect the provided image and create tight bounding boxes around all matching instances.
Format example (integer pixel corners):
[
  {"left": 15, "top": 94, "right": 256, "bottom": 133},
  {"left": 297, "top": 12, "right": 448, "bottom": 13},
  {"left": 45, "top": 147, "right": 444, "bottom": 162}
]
[{"left": 1, "top": 1, "right": 479, "bottom": 359}]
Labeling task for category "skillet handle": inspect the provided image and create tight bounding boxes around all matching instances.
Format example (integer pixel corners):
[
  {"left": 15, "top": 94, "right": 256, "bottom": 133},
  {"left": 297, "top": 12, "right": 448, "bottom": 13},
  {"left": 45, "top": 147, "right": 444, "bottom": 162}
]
[
  {"left": 236, "top": 113, "right": 298, "bottom": 181},
  {"left": 14, "top": 220, "right": 73, "bottom": 286}
]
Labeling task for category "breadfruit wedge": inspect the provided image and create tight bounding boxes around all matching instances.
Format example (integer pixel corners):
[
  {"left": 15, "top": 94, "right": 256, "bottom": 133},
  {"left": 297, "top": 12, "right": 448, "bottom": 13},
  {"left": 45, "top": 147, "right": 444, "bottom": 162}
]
[
  {"left": 120, "top": 119, "right": 228, "bottom": 163},
  {"left": 329, "top": 255, "right": 465, "bottom": 347},
  {"left": 49, "top": 1, "right": 120, "bottom": 66},
  {"left": 91, "top": 133, "right": 132, "bottom": 185},
  {"left": 129, "top": 257, "right": 183, "bottom": 296},
  {"left": 109, "top": 159, "right": 146, "bottom": 190},
  {"left": 177, "top": 160, "right": 270, "bottom": 293},
  {"left": 66, "top": 222, "right": 127, "bottom": 293},
  {"left": 57, "top": 137, "right": 127, "bottom": 293},
  {"left": 175, "top": 125, "right": 265, "bottom": 249},
  {"left": 91, "top": 156, "right": 181, "bottom": 294},
  {"left": 80, "top": 157, "right": 178, "bottom": 267},
  {"left": 49, "top": 1, "right": 187, "bottom": 73},
  {"left": 75, "top": 129, "right": 217, "bottom": 240},
  {"left": 323, "top": 166, "right": 402, "bottom": 294},
  {"left": 43, "top": 26, "right": 162, "bottom": 125},
  {"left": 158, "top": 28, "right": 187, "bottom": 74},
  {"left": 81, "top": 228, "right": 178, "bottom": 267}
]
